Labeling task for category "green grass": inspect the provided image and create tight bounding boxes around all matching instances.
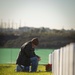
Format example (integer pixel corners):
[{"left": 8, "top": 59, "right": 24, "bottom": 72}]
[{"left": 0, "top": 64, "right": 52, "bottom": 75}]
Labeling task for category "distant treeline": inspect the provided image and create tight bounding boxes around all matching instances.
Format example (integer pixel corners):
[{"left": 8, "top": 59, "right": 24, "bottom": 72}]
[{"left": 0, "top": 27, "right": 75, "bottom": 49}]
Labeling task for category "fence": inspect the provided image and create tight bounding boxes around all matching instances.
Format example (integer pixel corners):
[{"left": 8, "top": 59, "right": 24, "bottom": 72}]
[
  {"left": 49, "top": 43, "right": 75, "bottom": 75},
  {"left": 0, "top": 48, "right": 54, "bottom": 64}
]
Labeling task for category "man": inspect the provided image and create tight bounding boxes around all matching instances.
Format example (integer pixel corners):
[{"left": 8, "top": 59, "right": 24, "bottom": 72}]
[{"left": 16, "top": 38, "right": 41, "bottom": 72}]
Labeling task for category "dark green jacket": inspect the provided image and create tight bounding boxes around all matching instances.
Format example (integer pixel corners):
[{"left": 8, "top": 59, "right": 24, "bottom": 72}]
[{"left": 16, "top": 41, "right": 39, "bottom": 66}]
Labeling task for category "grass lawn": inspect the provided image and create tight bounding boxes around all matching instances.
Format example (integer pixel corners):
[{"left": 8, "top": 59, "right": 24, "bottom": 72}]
[{"left": 0, "top": 64, "right": 52, "bottom": 75}]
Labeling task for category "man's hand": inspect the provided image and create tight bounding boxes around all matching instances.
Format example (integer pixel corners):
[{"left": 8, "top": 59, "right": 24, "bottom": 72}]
[{"left": 38, "top": 57, "right": 41, "bottom": 61}]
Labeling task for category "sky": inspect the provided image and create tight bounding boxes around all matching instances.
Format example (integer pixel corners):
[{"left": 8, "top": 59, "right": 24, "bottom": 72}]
[{"left": 0, "top": 0, "right": 75, "bottom": 30}]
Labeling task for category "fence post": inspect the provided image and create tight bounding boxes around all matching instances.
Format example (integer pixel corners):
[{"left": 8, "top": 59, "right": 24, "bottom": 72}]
[
  {"left": 53, "top": 49, "right": 60, "bottom": 75},
  {"left": 69, "top": 43, "right": 75, "bottom": 75},
  {"left": 59, "top": 47, "right": 63, "bottom": 75},
  {"left": 52, "top": 52, "right": 54, "bottom": 74},
  {"left": 49, "top": 53, "right": 52, "bottom": 64}
]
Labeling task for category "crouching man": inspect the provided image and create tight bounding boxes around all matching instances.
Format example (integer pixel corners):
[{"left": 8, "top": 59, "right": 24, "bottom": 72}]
[{"left": 16, "top": 38, "right": 41, "bottom": 72}]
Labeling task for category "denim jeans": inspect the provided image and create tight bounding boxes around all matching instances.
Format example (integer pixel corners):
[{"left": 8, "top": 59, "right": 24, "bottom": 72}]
[
  {"left": 30, "top": 57, "right": 38, "bottom": 72},
  {"left": 16, "top": 65, "right": 30, "bottom": 72}
]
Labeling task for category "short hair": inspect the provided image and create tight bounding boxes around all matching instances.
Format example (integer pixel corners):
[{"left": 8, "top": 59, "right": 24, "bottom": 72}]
[{"left": 31, "top": 38, "right": 39, "bottom": 46}]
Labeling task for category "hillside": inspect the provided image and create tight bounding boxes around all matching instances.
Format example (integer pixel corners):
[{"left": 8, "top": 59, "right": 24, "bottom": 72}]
[{"left": 0, "top": 27, "right": 75, "bottom": 48}]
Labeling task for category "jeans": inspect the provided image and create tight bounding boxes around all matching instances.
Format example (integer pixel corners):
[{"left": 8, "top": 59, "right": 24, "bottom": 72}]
[
  {"left": 16, "top": 65, "right": 30, "bottom": 72},
  {"left": 30, "top": 57, "right": 38, "bottom": 72},
  {"left": 16, "top": 57, "right": 38, "bottom": 72}
]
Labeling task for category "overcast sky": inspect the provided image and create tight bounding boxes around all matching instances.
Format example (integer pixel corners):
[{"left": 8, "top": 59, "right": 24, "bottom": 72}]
[{"left": 0, "top": 0, "right": 75, "bottom": 29}]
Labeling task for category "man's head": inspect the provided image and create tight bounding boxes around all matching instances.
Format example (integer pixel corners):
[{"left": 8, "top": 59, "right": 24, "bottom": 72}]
[{"left": 31, "top": 38, "right": 39, "bottom": 47}]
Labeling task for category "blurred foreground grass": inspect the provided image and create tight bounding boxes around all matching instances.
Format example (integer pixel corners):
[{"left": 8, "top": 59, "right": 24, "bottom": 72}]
[{"left": 0, "top": 64, "right": 52, "bottom": 75}]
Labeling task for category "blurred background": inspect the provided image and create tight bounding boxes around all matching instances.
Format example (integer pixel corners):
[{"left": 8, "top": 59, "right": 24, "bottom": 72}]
[{"left": 0, "top": 0, "right": 75, "bottom": 64}]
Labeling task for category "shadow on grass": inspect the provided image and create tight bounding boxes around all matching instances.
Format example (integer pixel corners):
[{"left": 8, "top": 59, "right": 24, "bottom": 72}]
[
  {"left": 14, "top": 70, "right": 52, "bottom": 73},
  {"left": 0, "top": 65, "right": 11, "bottom": 70}
]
